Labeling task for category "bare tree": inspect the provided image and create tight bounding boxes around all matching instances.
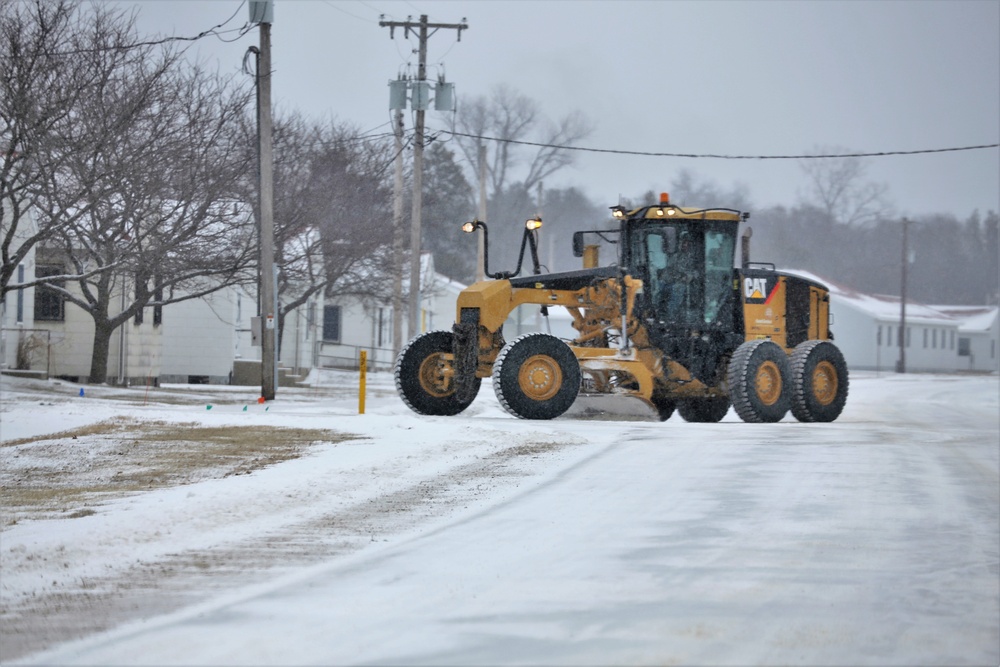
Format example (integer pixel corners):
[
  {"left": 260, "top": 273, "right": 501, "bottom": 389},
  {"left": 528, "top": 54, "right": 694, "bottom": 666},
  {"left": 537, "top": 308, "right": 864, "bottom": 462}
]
[
  {"left": 445, "top": 84, "right": 592, "bottom": 270},
  {"left": 1, "top": 0, "right": 106, "bottom": 295},
  {"left": 448, "top": 84, "right": 593, "bottom": 197},
  {"left": 799, "top": 147, "right": 891, "bottom": 226},
  {"left": 668, "top": 169, "right": 752, "bottom": 212},
  {"left": 263, "top": 114, "right": 395, "bottom": 349},
  {"left": 30, "top": 7, "right": 254, "bottom": 384}
]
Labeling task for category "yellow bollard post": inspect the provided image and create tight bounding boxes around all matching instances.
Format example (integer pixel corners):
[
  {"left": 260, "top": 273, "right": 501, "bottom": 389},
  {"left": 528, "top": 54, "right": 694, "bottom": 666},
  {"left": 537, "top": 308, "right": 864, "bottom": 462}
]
[{"left": 358, "top": 350, "right": 367, "bottom": 414}]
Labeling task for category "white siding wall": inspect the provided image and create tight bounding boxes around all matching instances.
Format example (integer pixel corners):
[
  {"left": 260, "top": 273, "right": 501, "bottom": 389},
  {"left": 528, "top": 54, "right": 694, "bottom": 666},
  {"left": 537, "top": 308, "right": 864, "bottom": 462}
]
[
  {"left": 317, "top": 270, "right": 464, "bottom": 372},
  {"left": 112, "top": 313, "right": 162, "bottom": 385},
  {"left": 42, "top": 296, "right": 98, "bottom": 380},
  {"left": 961, "top": 319, "right": 1000, "bottom": 373},
  {"left": 903, "top": 323, "right": 961, "bottom": 373},
  {"left": 318, "top": 299, "right": 393, "bottom": 370},
  {"left": 1, "top": 209, "right": 38, "bottom": 370},
  {"left": 1, "top": 261, "right": 37, "bottom": 370},
  {"left": 33, "top": 279, "right": 164, "bottom": 382},
  {"left": 160, "top": 289, "right": 239, "bottom": 383},
  {"left": 277, "top": 297, "right": 321, "bottom": 373},
  {"left": 828, "top": 300, "right": 879, "bottom": 370}
]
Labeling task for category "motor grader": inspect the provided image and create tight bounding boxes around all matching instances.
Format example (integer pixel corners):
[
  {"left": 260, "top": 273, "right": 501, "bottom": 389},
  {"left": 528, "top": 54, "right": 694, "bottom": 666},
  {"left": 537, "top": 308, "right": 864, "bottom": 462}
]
[{"left": 394, "top": 193, "right": 848, "bottom": 422}]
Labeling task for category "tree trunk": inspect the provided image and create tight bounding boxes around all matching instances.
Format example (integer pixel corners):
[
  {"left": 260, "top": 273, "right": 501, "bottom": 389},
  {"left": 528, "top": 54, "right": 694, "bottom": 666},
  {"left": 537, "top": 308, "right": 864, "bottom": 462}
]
[{"left": 88, "top": 318, "right": 116, "bottom": 384}]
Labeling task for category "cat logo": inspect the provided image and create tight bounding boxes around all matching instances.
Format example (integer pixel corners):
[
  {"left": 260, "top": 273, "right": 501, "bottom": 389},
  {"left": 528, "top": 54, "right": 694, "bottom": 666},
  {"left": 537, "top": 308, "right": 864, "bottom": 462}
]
[{"left": 744, "top": 276, "right": 779, "bottom": 303}]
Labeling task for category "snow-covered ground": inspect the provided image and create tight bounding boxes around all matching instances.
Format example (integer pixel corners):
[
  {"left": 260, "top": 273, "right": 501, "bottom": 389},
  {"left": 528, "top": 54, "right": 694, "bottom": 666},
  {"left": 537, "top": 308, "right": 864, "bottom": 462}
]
[{"left": 1, "top": 370, "right": 998, "bottom": 665}]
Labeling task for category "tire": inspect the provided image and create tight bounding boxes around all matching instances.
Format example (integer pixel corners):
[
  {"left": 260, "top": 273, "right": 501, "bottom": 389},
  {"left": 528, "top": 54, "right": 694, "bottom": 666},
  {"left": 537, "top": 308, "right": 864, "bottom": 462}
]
[
  {"left": 677, "top": 397, "right": 731, "bottom": 423},
  {"left": 395, "top": 331, "right": 480, "bottom": 416},
  {"left": 727, "top": 340, "right": 790, "bottom": 423},
  {"left": 492, "top": 332, "right": 580, "bottom": 420},
  {"left": 789, "top": 340, "right": 849, "bottom": 422},
  {"left": 651, "top": 394, "right": 676, "bottom": 421}
]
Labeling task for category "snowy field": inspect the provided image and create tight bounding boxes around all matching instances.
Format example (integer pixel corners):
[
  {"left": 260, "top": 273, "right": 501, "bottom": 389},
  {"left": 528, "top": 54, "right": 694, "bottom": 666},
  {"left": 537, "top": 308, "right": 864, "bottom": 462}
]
[{"left": 1, "top": 369, "right": 998, "bottom": 665}]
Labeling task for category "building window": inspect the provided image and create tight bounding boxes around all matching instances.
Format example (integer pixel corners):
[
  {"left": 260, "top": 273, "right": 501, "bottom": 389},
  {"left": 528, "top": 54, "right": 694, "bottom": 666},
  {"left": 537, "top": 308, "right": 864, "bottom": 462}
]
[
  {"left": 958, "top": 337, "right": 971, "bottom": 356},
  {"left": 133, "top": 280, "right": 162, "bottom": 326},
  {"left": 33, "top": 265, "right": 66, "bottom": 321},
  {"left": 134, "top": 280, "right": 144, "bottom": 324},
  {"left": 322, "top": 305, "right": 341, "bottom": 342},
  {"left": 887, "top": 325, "right": 893, "bottom": 347},
  {"left": 877, "top": 325, "right": 882, "bottom": 346},
  {"left": 152, "top": 284, "right": 162, "bottom": 326},
  {"left": 16, "top": 265, "right": 24, "bottom": 323}
]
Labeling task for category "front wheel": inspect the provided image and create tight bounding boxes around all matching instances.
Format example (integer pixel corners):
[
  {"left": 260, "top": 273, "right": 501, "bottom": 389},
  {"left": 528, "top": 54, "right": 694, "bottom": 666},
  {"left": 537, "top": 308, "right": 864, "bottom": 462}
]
[
  {"left": 395, "top": 331, "right": 480, "bottom": 416},
  {"left": 492, "top": 333, "right": 580, "bottom": 420},
  {"left": 727, "top": 340, "right": 790, "bottom": 423},
  {"left": 789, "top": 340, "right": 849, "bottom": 422}
]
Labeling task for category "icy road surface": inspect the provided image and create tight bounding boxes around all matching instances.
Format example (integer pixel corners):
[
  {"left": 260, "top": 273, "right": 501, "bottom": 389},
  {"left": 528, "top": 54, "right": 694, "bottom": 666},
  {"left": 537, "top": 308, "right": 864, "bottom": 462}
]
[{"left": 2, "top": 371, "right": 998, "bottom": 665}]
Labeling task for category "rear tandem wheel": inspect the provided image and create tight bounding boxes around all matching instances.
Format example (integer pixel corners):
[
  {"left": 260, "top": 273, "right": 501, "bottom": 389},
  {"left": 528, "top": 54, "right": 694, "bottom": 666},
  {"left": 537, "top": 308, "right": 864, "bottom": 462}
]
[
  {"left": 789, "top": 340, "right": 849, "bottom": 422},
  {"left": 677, "top": 397, "right": 731, "bottom": 422},
  {"left": 727, "top": 339, "right": 791, "bottom": 423}
]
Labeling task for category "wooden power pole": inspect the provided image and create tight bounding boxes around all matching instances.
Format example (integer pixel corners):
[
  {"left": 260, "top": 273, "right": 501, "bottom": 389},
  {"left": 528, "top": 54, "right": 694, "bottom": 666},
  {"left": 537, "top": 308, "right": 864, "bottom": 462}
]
[
  {"left": 391, "top": 108, "right": 405, "bottom": 359},
  {"left": 257, "top": 11, "right": 276, "bottom": 400},
  {"left": 380, "top": 15, "right": 467, "bottom": 339}
]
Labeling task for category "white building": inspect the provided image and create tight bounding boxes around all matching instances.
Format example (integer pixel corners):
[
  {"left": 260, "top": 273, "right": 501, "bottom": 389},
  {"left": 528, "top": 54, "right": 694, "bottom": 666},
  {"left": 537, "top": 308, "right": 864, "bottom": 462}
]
[
  {"left": 162, "top": 252, "right": 464, "bottom": 383},
  {"left": 1, "top": 225, "right": 162, "bottom": 384},
  {"left": 788, "top": 270, "right": 997, "bottom": 374},
  {"left": 933, "top": 305, "right": 1000, "bottom": 373},
  {"left": 315, "top": 253, "right": 464, "bottom": 372}
]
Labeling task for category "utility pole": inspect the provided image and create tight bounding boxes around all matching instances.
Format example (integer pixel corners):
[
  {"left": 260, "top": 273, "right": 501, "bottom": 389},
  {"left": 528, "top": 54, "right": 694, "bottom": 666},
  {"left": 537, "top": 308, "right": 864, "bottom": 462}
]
[
  {"left": 896, "top": 217, "right": 912, "bottom": 374},
  {"left": 391, "top": 107, "right": 405, "bottom": 358},
  {"left": 380, "top": 15, "right": 467, "bottom": 338},
  {"left": 255, "top": 6, "right": 276, "bottom": 400}
]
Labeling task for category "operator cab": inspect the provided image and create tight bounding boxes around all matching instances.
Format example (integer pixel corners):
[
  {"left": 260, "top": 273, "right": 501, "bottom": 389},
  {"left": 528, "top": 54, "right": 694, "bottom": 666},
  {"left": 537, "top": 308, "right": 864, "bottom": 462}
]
[
  {"left": 627, "top": 221, "right": 738, "bottom": 331},
  {"left": 616, "top": 195, "right": 746, "bottom": 382}
]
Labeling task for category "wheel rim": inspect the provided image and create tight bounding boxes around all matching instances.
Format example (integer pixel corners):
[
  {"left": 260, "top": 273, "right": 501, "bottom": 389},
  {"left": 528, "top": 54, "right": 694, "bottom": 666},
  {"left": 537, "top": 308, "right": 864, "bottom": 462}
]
[
  {"left": 754, "top": 360, "right": 782, "bottom": 406},
  {"left": 518, "top": 354, "right": 563, "bottom": 401},
  {"left": 418, "top": 353, "right": 453, "bottom": 398},
  {"left": 811, "top": 360, "right": 838, "bottom": 406}
]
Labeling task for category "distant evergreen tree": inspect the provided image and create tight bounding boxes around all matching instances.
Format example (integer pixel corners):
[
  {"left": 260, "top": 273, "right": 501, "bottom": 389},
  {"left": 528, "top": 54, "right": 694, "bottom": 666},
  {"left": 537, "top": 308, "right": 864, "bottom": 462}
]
[
  {"left": 538, "top": 187, "right": 607, "bottom": 273},
  {"left": 422, "top": 143, "right": 476, "bottom": 283}
]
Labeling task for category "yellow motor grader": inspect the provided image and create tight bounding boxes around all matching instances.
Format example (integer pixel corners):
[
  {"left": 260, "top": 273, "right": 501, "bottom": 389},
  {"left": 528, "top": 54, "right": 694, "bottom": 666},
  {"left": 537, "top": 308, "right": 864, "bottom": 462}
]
[{"left": 394, "top": 193, "right": 848, "bottom": 422}]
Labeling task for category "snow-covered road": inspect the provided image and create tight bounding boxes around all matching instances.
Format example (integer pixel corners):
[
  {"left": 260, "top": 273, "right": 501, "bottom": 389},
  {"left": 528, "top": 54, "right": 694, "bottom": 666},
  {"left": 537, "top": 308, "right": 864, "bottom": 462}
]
[{"left": 3, "top": 371, "right": 998, "bottom": 665}]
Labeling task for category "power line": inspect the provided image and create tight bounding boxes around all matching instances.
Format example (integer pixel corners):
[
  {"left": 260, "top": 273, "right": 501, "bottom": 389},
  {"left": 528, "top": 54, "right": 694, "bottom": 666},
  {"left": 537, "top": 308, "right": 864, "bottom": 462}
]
[
  {"left": 39, "top": 3, "right": 252, "bottom": 57},
  {"left": 436, "top": 130, "right": 1000, "bottom": 160},
  {"left": 320, "top": 1, "right": 372, "bottom": 23},
  {"left": 356, "top": 1, "right": 390, "bottom": 16}
]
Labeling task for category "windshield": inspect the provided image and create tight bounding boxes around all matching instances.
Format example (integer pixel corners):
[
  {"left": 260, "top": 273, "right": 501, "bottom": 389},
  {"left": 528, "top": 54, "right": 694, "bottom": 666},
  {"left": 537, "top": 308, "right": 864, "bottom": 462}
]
[{"left": 628, "top": 222, "right": 737, "bottom": 327}]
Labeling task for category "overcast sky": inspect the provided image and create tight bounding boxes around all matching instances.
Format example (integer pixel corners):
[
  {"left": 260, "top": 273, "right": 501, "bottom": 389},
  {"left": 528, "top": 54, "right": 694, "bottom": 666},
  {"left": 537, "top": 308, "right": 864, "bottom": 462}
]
[{"left": 121, "top": 0, "right": 999, "bottom": 220}]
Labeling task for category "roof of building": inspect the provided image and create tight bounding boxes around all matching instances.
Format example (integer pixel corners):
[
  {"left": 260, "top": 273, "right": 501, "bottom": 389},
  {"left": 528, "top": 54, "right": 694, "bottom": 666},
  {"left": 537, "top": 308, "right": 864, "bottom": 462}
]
[
  {"left": 781, "top": 269, "right": 962, "bottom": 326},
  {"left": 930, "top": 305, "right": 999, "bottom": 332}
]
